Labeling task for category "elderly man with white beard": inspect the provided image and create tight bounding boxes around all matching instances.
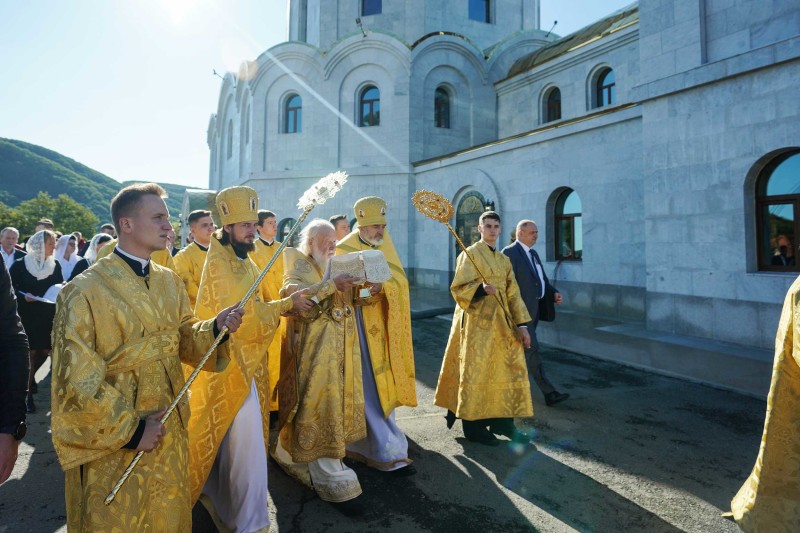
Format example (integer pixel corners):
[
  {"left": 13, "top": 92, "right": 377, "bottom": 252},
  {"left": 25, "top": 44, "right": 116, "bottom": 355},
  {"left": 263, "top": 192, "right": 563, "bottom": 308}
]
[{"left": 272, "top": 219, "right": 367, "bottom": 509}]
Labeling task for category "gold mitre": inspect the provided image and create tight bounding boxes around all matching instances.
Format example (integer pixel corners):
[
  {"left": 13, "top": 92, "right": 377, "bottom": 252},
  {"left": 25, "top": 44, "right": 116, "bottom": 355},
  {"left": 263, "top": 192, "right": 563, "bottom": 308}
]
[
  {"left": 353, "top": 196, "right": 387, "bottom": 226},
  {"left": 216, "top": 186, "right": 258, "bottom": 226}
]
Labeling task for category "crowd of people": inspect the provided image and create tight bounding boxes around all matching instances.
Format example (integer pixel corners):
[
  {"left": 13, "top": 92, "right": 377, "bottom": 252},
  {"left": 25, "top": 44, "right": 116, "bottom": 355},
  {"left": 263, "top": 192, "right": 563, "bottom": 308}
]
[{"left": 0, "top": 182, "right": 795, "bottom": 532}]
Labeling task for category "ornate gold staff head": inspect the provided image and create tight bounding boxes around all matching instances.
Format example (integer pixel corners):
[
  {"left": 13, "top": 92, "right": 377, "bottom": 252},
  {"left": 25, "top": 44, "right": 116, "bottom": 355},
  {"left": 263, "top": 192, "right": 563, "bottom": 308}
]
[{"left": 411, "top": 190, "right": 454, "bottom": 223}]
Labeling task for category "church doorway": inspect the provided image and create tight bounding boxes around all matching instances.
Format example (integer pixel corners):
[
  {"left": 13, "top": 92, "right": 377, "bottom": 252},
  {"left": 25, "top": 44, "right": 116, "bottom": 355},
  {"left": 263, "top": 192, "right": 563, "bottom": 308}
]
[{"left": 454, "top": 191, "right": 486, "bottom": 266}]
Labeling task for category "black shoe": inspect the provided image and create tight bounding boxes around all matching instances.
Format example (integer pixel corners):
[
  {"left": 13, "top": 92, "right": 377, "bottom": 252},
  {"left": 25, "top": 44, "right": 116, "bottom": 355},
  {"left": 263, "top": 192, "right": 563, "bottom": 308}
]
[
  {"left": 445, "top": 410, "right": 457, "bottom": 429},
  {"left": 329, "top": 498, "right": 365, "bottom": 517},
  {"left": 545, "top": 391, "right": 570, "bottom": 407},
  {"left": 489, "top": 420, "right": 532, "bottom": 444},
  {"left": 464, "top": 427, "right": 501, "bottom": 446},
  {"left": 26, "top": 395, "right": 36, "bottom": 413},
  {"left": 382, "top": 464, "right": 416, "bottom": 477},
  {"left": 30, "top": 382, "right": 38, "bottom": 394}
]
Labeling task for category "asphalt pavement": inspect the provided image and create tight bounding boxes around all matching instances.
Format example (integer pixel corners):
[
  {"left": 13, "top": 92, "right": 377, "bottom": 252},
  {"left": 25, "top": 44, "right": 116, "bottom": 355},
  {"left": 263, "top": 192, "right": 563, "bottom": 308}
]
[{"left": 0, "top": 316, "right": 763, "bottom": 532}]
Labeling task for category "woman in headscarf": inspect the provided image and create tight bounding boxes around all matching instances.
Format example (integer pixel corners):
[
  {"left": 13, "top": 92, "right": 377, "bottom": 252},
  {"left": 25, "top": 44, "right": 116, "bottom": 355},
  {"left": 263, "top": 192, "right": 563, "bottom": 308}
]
[
  {"left": 55, "top": 234, "right": 78, "bottom": 281},
  {"left": 68, "top": 233, "right": 113, "bottom": 281},
  {"left": 9, "top": 230, "right": 63, "bottom": 413}
]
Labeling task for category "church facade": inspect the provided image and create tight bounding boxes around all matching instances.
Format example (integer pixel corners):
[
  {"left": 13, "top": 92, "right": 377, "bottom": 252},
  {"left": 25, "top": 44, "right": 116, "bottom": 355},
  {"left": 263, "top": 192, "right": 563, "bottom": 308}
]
[{"left": 207, "top": 0, "right": 800, "bottom": 352}]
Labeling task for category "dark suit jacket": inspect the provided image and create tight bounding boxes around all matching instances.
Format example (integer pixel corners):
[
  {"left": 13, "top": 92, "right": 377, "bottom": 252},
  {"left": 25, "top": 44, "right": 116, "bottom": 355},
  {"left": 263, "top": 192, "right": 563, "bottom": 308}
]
[
  {"left": 0, "top": 260, "right": 29, "bottom": 431},
  {"left": 501, "top": 242, "right": 558, "bottom": 326}
]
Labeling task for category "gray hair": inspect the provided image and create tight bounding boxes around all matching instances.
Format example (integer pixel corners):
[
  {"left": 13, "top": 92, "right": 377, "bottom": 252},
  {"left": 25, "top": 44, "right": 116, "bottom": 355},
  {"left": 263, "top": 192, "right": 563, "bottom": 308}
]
[
  {"left": 297, "top": 219, "right": 335, "bottom": 256},
  {"left": 0, "top": 227, "right": 19, "bottom": 238},
  {"left": 516, "top": 219, "right": 538, "bottom": 232}
]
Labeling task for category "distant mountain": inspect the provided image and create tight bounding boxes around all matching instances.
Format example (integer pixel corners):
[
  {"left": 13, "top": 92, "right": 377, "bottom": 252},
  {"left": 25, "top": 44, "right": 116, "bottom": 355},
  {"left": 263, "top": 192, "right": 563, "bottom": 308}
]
[{"left": 0, "top": 138, "right": 190, "bottom": 223}]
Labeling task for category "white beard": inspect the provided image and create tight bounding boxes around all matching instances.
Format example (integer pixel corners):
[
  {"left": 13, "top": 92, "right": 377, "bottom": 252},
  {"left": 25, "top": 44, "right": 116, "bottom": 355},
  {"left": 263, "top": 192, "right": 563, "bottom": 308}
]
[{"left": 311, "top": 249, "right": 331, "bottom": 272}]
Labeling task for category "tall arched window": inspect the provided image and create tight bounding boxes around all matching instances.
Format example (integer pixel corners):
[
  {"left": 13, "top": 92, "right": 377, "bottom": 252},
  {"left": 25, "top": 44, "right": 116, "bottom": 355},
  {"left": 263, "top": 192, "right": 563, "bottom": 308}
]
[
  {"left": 555, "top": 189, "right": 582, "bottom": 260},
  {"left": 757, "top": 151, "right": 800, "bottom": 271},
  {"left": 434, "top": 86, "right": 451, "bottom": 129},
  {"left": 455, "top": 192, "right": 487, "bottom": 260},
  {"left": 278, "top": 218, "right": 299, "bottom": 247},
  {"left": 361, "top": 0, "right": 381, "bottom": 16},
  {"left": 595, "top": 68, "right": 616, "bottom": 108},
  {"left": 284, "top": 94, "right": 302, "bottom": 134},
  {"left": 227, "top": 120, "right": 233, "bottom": 159},
  {"left": 544, "top": 87, "right": 561, "bottom": 123},
  {"left": 359, "top": 85, "right": 380, "bottom": 127}
]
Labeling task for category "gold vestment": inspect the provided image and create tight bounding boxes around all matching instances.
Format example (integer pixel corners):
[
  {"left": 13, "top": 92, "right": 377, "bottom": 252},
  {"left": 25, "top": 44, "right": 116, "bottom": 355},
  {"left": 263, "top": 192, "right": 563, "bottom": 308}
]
[
  {"left": 730, "top": 275, "right": 800, "bottom": 531},
  {"left": 251, "top": 238, "right": 286, "bottom": 412},
  {"left": 186, "top": 237, "right": 291, "bottom": 503},
  {"left": 95, "top": 239, "right": 176, "bottom": 270},
  {"left": 173, "top": 242, "right": 208, "bottom": 309},
  {"left": 434, "top": 241, "right": 533, "bottom": 420},
  {"left": 51, "top": 254, "right": 224, "bottom": 532},
  {"left": 278, "top": 247, "right": 366, "bottom": 463},
  {"left": 336, "top": 230, "right": 417, "bottom": 416}
]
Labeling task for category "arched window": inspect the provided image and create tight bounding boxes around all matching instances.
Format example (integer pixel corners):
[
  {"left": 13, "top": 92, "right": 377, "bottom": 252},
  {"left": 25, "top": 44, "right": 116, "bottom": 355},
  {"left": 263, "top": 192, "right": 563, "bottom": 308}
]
[
  {"left": 469, "top": 0, "right": 491, "bottom": 23},
  {"left": 555, "top": 189, "right": 582, "bottom": 260},
  {"left": 595, "top": 68, "right": 616, "bottom": 108},
  {"left": 278, "top": 218, "right": 300, "bottom": 247},
  {"left": 434, "top": 87, "right": 451, "bottom": 129},
  {"left": 284, "top": 94, "right": 302, "bottom": 134},
  {"left": 361, "top": 0, "right": 381, "bottom": 16},
  {"left": 455, "top": 192, "right": 487, "bottom": 260},
  {"left": 544, "top": 87, "right": 561, "bottom": 123},
  {"left": 757, "top": 151, "right": 800, "bottom": 271},
  {"left": 227, "top": 120, "right": 233, "bottom": 159},
  {"left": 359, "top": 85, "right": 380, "bottom": 127}
]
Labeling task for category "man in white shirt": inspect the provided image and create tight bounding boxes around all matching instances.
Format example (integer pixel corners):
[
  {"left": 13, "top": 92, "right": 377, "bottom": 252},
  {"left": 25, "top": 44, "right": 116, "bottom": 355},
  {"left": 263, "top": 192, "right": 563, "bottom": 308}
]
[
  {"left": 0, "top": 228, "right": 25, "bottom": 272},
  {"left": 502, "top": 220, "right": 569, "bottom": 407}
]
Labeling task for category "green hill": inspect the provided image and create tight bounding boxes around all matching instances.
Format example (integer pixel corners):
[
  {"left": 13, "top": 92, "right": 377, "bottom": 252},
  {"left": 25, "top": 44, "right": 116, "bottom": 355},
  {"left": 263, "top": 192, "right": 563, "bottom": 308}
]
[{"left": 0, "top": 138, "right": 189, "bottom": 223}]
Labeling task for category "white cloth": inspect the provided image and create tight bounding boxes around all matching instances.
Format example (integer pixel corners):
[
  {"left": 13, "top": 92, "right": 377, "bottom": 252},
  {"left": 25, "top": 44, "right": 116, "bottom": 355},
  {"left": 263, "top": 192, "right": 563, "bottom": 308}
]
[
  {"left": 55, "top": 235, "right": 78, "bottom": 280},
  {"left": 272, "top": 438, "right": 362, "bottom": 503},
  {"left": 201, "top": 380, "right": 270, "bottom": 533},
  {"left": 83, "top": 233, "right": 110, "bottom": 265},
  {"left": 23, "top": 231, "right": 57, "bottom": 280},
  {"left": 346, "top": 307, "right": 411, "bottom": 472}
]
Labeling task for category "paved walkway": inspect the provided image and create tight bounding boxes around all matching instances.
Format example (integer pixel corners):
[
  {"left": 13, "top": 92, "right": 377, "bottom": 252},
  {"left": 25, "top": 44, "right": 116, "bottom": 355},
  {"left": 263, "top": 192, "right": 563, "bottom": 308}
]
[{"left": 0, "top": 317, "right": 765, "bottom": 532}]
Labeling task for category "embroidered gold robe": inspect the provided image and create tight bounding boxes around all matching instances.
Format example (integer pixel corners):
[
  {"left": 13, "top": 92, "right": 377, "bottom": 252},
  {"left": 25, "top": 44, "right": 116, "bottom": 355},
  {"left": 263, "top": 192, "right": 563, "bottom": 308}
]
[
  {"left": 336, "top": 230, "right": 417, "bottom": 416},
  {"left": 50, "top": 253, "right": 224, "bottom": 532},
  {"left": 277, "top": 247, "right": 365, "bottom": 463},
  {"left": 173, "top": 242, "right": 208, "bottom": 309},
  {"left": 434, "top": 241, "right": 533, "bottom": 420},
  {"left": 186, "top": 237, "right": 291, "bottom": 503},
  {"left": 251, "top": 238, "right": 285, "bottom": 412},
  {"left": 95, "top": 239, "right": 177, "bottom": 270},
  {"left": 730, "top": 275, "right": 800, "bottom": 531}
]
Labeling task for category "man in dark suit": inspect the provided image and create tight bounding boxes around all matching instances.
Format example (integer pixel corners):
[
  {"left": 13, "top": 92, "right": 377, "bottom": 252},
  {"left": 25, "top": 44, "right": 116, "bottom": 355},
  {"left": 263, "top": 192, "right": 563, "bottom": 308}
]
[
  {"left": 0, "top": 228, "right": 26, "bottom": 272},
  {"left": 502, "top": 220, "right": 569, "bottom": 407}
]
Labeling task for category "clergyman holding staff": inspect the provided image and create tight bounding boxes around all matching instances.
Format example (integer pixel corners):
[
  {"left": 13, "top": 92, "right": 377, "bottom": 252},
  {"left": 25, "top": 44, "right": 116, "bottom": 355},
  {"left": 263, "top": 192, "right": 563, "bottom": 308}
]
[{"left": 50, "top": 183, "right": 244, "bottom": 531}]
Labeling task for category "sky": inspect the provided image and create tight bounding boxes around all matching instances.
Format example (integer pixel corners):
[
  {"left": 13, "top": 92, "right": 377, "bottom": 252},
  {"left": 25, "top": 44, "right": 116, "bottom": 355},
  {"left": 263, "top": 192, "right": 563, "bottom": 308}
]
[{"left": 0, "top": 1, "right": 635, "bottom": 189}]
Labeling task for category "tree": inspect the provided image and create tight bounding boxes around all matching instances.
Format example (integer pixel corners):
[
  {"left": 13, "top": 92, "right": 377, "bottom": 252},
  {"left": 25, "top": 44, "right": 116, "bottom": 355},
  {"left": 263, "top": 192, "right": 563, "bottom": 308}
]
[
  {"left": 15, "top": 192, "right": 99, "bottom": 238},
  {"left": 0, "top": 202, "right": 23, "bottom": 231}
]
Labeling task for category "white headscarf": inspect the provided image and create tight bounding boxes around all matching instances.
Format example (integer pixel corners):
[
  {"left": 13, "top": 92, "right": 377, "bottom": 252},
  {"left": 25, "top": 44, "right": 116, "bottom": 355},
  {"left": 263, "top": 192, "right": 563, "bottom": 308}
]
[
  {"left": 84, "top": 233, "right": 112, "bottom": 265},
  {"left": 55, "top": 234, "right": 78, "bottom": 280},
  {"left": 24, "top": 230, "right": 57, "bottom": 280}
]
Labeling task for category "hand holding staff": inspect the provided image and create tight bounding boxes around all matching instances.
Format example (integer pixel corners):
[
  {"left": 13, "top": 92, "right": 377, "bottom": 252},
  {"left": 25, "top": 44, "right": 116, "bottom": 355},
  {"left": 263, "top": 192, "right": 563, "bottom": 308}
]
[
  {"left": 105, "top": 171, "right": 348, "bottom": 505},
  {"left": 411, "top": 190, "right": 520, "bottom": 337}
]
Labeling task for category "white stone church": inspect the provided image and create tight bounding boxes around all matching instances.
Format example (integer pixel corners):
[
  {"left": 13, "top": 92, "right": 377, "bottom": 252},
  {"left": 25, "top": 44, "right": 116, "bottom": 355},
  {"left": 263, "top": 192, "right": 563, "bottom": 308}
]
[{"left": 206, "top": 0, "right": 800, "bottom": 361}]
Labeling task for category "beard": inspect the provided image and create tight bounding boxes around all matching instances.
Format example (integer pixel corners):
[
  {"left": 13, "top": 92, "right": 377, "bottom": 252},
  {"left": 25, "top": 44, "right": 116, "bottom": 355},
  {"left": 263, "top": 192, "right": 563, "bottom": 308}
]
[
  {"left": 311, "top": 247, "right": 332, "bottom": 271},
  {"left": 361, "top": 234, "right": 384, "bottom": 247},
  {"left": 230, "top": 236, "right": 256, "bottom": 256}
]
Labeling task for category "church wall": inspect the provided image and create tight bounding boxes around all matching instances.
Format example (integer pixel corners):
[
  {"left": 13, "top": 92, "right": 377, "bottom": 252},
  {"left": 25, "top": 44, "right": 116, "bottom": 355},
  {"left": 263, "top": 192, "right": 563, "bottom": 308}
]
[
  {"left": 704, "top": 0, "right": 800, "bottom": 63},
  {"left": 497, "top": 26, "right": 639, "bottom": 138},
  {"left": 412, "top": 104, "right": 646, "bottom": 320},
  {"left": 641, "top": 60, "right": 800, "bottom": 349}
]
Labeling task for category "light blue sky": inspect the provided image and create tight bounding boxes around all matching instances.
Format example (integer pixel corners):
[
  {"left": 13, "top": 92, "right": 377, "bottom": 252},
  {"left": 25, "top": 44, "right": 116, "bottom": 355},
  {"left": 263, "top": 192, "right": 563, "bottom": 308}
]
[{"left": 0, "top": 1, "right": 634, "bottom": 189}]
